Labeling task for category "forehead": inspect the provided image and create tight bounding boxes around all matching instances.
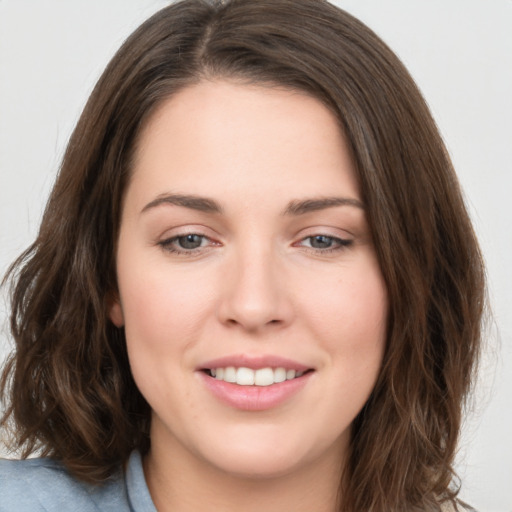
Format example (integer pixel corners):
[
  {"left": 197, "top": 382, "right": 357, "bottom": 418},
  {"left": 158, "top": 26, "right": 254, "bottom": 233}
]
[{"left": 126, "top": 80, "right": 360, "bottom": 211}]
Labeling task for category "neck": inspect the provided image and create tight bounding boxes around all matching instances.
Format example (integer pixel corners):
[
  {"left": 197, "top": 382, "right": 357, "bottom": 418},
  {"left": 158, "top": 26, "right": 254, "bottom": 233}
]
[{"left": 144, "top": 437, "right": 346, "bottom": 512}]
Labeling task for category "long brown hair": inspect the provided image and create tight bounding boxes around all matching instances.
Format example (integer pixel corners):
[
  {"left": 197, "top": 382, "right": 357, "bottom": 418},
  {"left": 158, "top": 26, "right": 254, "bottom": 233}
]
[{"left": 1, "top": 1, "right": 485, "bottom": 510}]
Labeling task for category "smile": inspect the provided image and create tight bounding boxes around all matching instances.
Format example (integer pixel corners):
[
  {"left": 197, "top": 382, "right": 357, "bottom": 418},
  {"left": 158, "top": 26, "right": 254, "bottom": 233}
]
[
  {"left": 206, "top": 367, "right": 307, "bottom": 386},
  {"left": 198, "top": 356, "right": 315, "bottom": 409}
]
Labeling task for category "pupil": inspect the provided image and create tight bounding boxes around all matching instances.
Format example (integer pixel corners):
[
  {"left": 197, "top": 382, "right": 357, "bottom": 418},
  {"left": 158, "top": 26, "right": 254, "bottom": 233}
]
[
  {"left": 310, "top": 235, "right": 332, "bottom": 249},
  {"left": 179, "top": 234, "right": 202, "bottom": 249}
]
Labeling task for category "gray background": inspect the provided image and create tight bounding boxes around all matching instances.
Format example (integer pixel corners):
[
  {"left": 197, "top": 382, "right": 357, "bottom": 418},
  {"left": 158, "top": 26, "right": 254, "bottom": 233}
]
[{"left": 1, "top": 1, "right": 511, "bottom": 510}]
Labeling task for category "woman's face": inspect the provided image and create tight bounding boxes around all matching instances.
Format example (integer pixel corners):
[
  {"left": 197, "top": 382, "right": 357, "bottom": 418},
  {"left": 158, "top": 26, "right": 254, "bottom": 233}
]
[{"left": 110, "top": 80, "right": 388, "bottom": 479}]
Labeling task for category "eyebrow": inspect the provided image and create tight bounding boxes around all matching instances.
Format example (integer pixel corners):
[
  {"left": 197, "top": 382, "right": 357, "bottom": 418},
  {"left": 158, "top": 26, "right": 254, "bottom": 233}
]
[
  {"left": 141, "top": 193, "right": 364, "bottom": 216},
  {"left": 283, "top": 196, "right": 364, "bottom": 215},
  {"left": 141, "top": 194, "right": 223, "bottom": 214}
]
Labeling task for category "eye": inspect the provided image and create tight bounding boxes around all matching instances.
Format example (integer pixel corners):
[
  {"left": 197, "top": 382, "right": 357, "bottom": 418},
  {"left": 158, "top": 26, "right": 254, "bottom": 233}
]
[
  {"left": 307, "top": 235, "right": 336, "bottom": 249},
  {"left": 158, "top": 233, "right": 214, "bottom": 254},
  {"left": 175, "top": 234, "right": 206, "bottom": 250},
  {"left": 297, "top": 235, "right": 352, "bottom": 252}
]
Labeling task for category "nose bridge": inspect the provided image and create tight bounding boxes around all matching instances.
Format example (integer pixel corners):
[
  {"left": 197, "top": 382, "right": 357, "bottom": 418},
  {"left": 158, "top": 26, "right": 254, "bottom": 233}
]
[{"left": 219, "top": 237, "right": 290, "bottom": 331}]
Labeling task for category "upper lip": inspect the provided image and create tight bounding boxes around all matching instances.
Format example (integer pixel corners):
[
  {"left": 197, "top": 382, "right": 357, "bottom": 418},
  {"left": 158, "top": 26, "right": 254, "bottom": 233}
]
[{"left": 198, "top": 354, "right": 313, "bottom": 372}]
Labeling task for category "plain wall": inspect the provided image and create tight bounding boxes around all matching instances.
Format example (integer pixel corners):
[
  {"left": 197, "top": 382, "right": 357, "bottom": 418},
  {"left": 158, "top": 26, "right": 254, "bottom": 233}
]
[{"left": 1, "top": 1, "right": 511, "bottom": 511}]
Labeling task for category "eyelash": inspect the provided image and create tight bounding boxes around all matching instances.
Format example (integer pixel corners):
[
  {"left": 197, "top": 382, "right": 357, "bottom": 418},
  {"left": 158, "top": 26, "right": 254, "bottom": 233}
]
[
  {"left": 295, "top": 235, "right": 353, "bottom": 253},
  {"left": 158, "top": 233, "right": 215, "bottom": 255},
  {"left": 158, "top": 233, "right": 353, "bottom": 256}
]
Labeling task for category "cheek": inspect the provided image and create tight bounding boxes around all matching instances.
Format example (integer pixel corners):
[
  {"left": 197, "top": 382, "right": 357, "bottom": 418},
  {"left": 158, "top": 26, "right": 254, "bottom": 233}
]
[
  {"left": 299, "top": 261, "right": 388, "bottom": 350},
  {"left": 296, "top": 257, "right": 388, "bottom": 410},
  {"left": 118, "top": 254, "right": 216, "bottom": 343},
  {"left": 117, "top": 258, "right": 215, "bottom": 402}
]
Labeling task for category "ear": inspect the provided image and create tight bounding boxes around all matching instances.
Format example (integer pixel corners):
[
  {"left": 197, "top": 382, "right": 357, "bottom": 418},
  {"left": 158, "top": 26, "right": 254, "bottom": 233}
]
[{"left": 108, "top": 292, "right": 125, "bottom": 327}]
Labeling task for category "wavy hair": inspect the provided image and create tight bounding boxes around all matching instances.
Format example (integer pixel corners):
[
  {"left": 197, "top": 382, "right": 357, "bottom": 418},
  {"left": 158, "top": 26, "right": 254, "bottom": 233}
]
[{"left": 1, "top": 1, "right": 485, "bottom": 510}]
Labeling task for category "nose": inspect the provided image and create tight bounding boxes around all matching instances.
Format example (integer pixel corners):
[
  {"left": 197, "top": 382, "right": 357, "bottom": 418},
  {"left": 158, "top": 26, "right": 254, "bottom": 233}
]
[{"left": 217, "top": 244, "right": 294, "bottom": 332}]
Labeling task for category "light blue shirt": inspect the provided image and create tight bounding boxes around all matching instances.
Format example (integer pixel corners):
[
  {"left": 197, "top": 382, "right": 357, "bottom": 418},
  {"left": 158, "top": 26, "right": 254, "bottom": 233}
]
[{"left": 0, "top": 451, "right": 157, "bottom": 511}]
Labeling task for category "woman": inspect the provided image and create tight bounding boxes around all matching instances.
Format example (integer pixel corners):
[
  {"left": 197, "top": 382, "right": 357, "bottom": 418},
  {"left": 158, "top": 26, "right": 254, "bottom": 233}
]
[{"left": 0, "top": 1, "right": 485, "bottom": 511}]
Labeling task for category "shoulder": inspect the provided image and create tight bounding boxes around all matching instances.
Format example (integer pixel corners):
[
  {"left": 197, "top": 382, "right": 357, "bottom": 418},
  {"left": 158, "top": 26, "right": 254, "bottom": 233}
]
[{"left": 0, "top": 456, "right": 128, "bottom": 512}]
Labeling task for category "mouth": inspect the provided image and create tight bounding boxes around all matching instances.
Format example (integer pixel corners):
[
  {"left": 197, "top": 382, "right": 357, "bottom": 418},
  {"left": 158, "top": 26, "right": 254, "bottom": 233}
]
[{"left": 202, "top": 366, "right": 314, "bottom": 386}]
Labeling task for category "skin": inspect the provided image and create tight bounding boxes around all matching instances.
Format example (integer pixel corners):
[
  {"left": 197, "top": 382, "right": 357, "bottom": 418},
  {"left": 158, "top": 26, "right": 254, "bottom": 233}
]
[{"left": 110, "top": 80, "right": 388, "bottom": 512}]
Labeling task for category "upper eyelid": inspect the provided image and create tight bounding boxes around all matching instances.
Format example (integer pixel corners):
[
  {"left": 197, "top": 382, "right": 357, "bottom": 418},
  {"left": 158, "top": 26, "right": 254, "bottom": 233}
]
[
  {"left": 301, "top": 234, "right": 350, "bottom": 242},
  {"left": 295, "top": 234, "right": 352, "bottom": 247},
  {"left": 157, "top": 234, "right": 218, "bottom": 256},
  {"left": 157, "top": 224, "right": 217, "bottom": 240},
  {"left": 157, "top": 231, "right": 352, "bottom": 242},
  {"left": 158, "top": 234, "right": 351, "bottom": 257},
  {"left": 156, "top": 226, "right": 354, "bottom": 245},
  {"left": 292, "top": 227, "right": 355, "bottom": 242},
  {"left": 160, "top": 233, "right": 214, "bottom": 245}
]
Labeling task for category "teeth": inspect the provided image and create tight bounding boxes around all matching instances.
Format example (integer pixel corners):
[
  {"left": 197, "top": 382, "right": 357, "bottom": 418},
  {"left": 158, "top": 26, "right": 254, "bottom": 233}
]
[
  {"left": 254, "top": 368, "right": 274, "bottom": 386},
  {"left": 209, "top": 366, "right": 306, "bottom": 386},
  {"left": 224, "top": 366, "right": 236, "bottom": 383},
  {"left": 286, "top": 369, "right": 296, "bottom": 380},
  {"left": 274, "top": 367, "right": 287, "bottom": 383},
  {"left": 236, "top": 367, "right": 255, "bottom": 385}
]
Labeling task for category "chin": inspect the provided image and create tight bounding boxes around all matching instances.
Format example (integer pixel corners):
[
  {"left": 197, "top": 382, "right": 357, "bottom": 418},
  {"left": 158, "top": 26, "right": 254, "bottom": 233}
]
[
  {"left": 194, "top": 424, "right": 344, "bottom": 480},
  {"left": 206, "top": 447, "right": 308, "bottom": 480}
]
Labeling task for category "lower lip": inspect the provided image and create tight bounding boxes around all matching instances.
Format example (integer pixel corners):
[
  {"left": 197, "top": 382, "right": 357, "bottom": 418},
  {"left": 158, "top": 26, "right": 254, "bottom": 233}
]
[{"left": 199, "top": 372, "right": 313, "bottom": 411}]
